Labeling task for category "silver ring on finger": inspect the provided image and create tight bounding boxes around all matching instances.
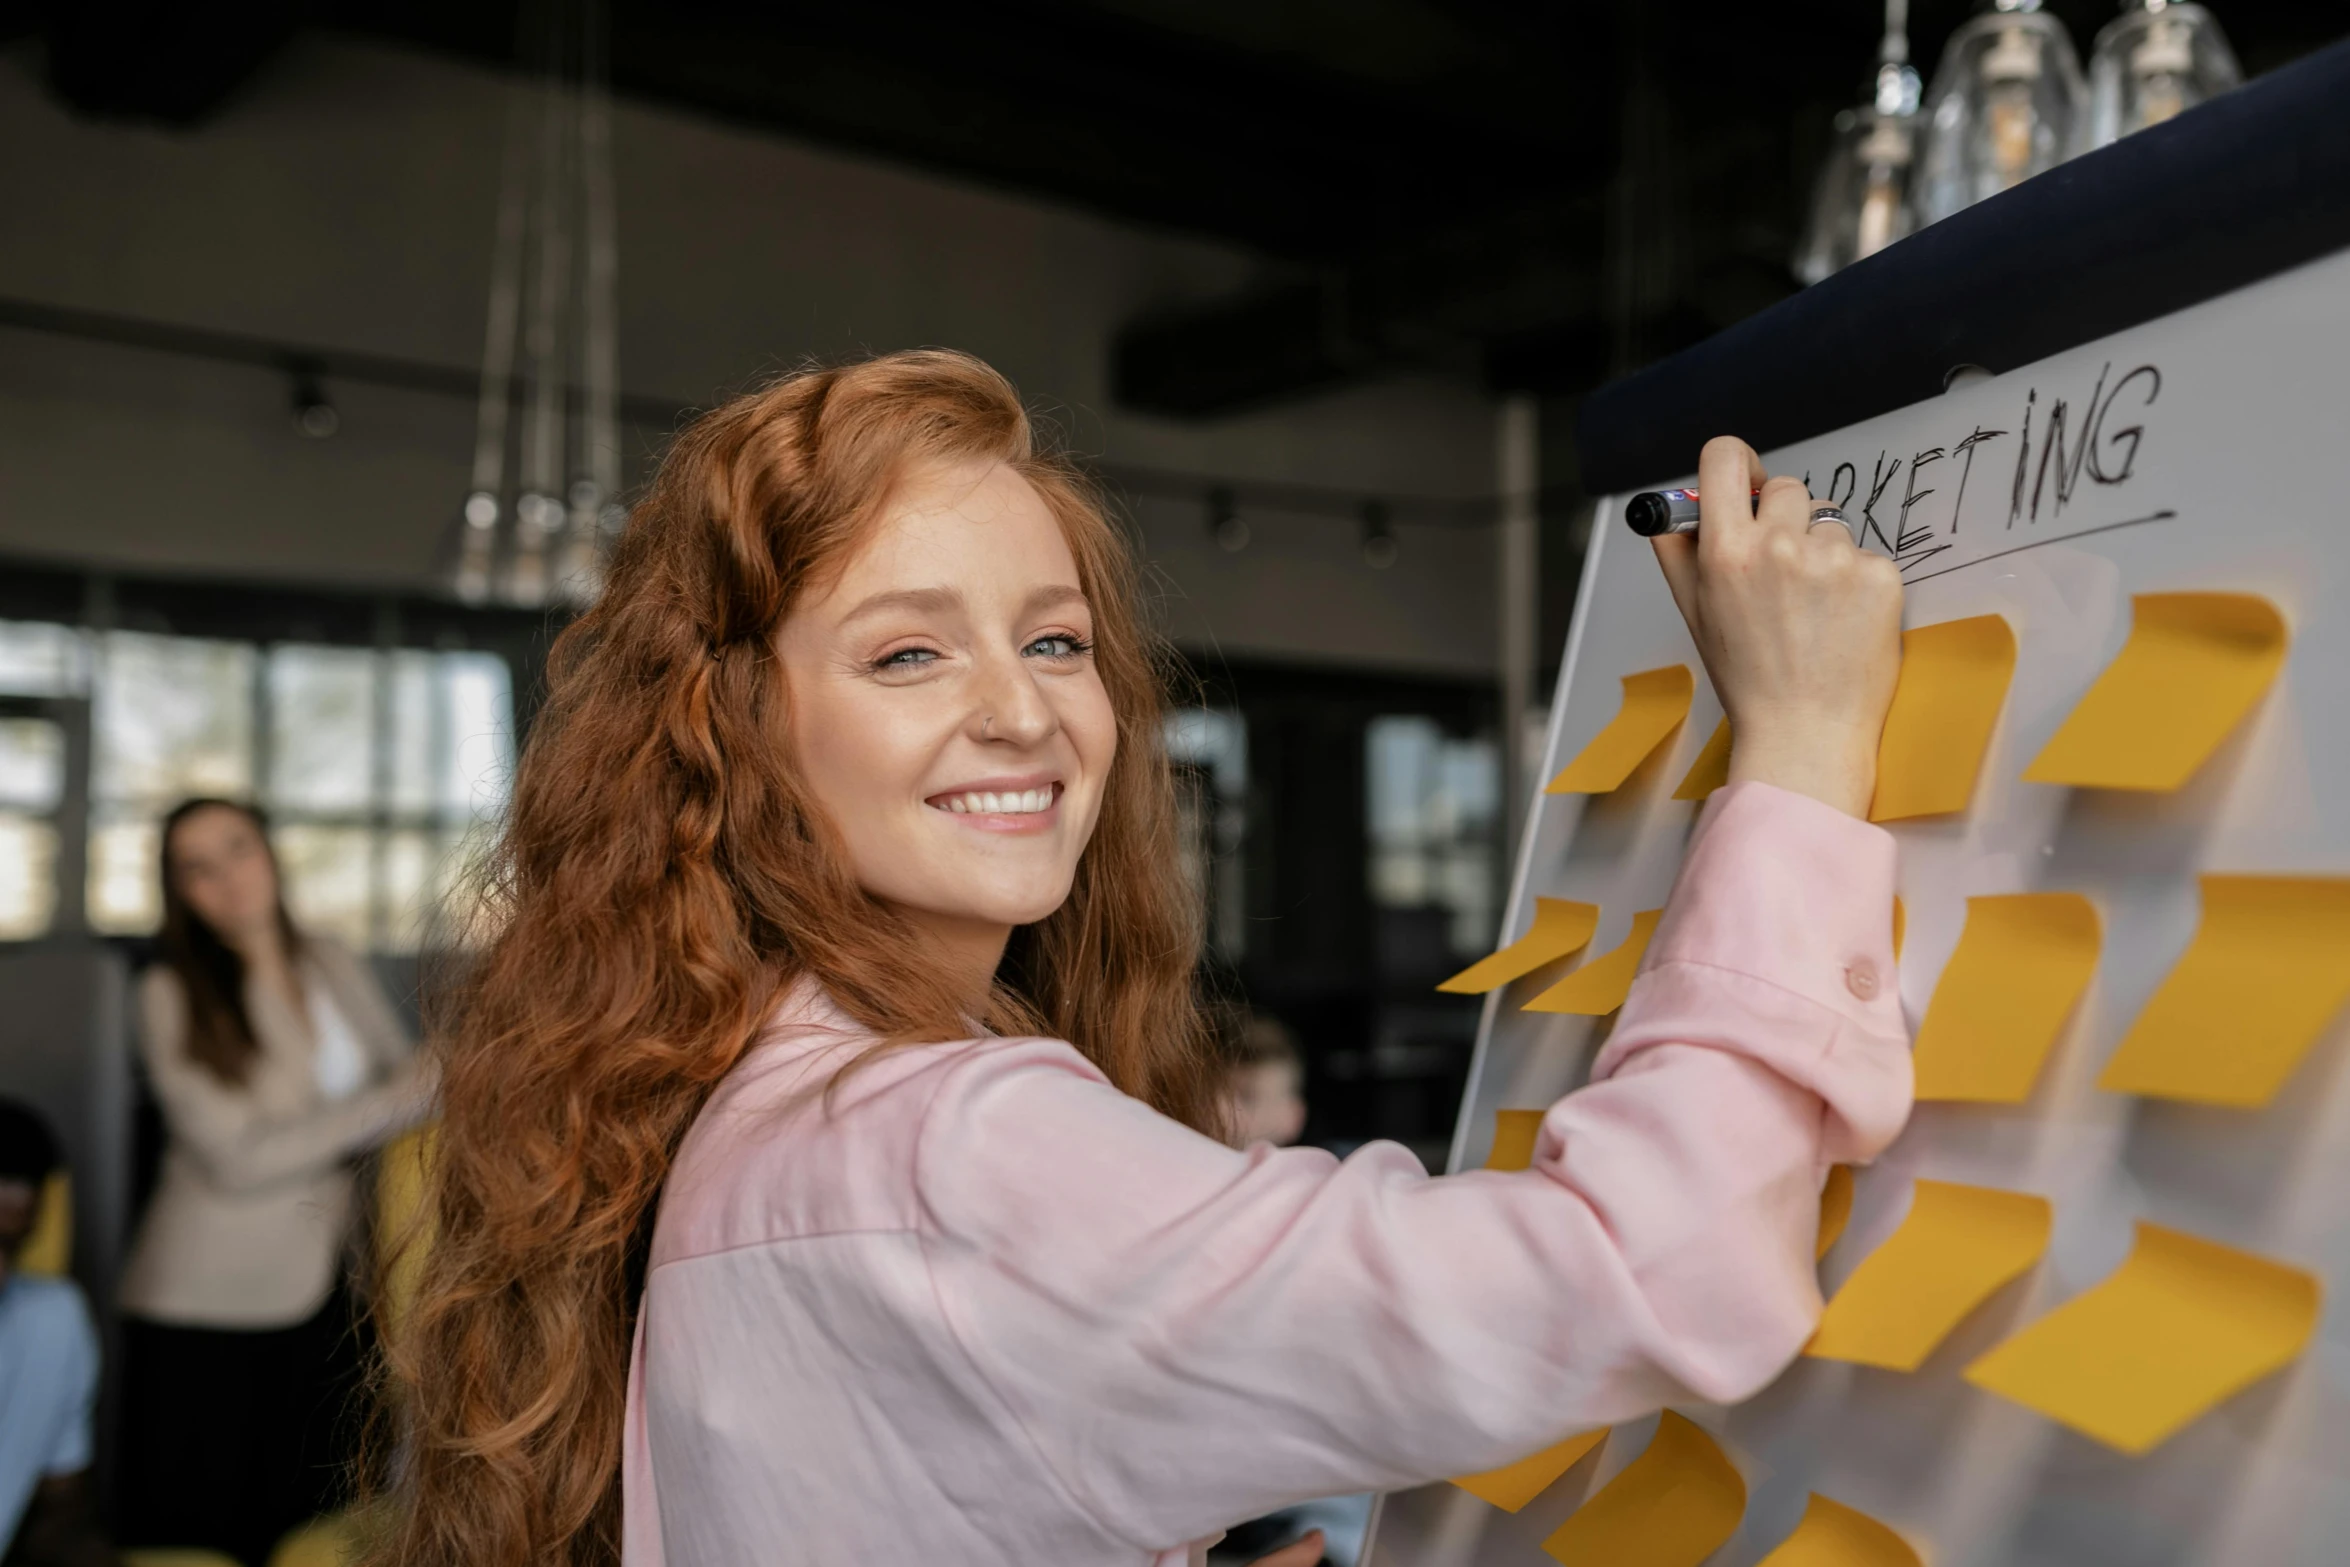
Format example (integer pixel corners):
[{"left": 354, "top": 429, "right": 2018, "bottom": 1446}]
[{"left": 1807, "top": 504, "right": 1856, "bottom": 544}]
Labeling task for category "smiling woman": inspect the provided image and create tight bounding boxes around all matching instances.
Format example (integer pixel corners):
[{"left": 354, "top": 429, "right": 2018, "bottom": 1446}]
[
  {"left": 374, "top": 349, "right": 1227, "bottom": 1567},
  {"left": 374, "top": 355, "right": 1913, "bottom": 1567}
]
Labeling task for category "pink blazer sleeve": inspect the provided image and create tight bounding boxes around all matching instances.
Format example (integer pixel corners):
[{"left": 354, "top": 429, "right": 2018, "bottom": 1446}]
[{"left": 911, "top": 781, "right": 1911, "bottom": 1550}]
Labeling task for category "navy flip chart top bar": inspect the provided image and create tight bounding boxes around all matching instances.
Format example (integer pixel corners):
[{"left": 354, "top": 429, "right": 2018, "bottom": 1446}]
[{"left": 1575, "top": 34, "right": 2350, "bottom": 497}]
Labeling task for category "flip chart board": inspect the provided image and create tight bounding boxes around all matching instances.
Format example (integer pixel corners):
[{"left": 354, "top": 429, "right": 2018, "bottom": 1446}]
[{"left": 1365, "top": 242, "right": 2350, "bottom": 1567}]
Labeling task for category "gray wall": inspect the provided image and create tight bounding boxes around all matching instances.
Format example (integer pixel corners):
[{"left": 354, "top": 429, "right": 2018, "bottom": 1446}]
[{"left": 0, "top": 37, "right": 1503, "bottom": 677}]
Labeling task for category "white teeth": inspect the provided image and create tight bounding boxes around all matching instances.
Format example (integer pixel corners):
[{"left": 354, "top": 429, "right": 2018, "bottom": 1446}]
[{"left": 940, "top": 787, "right": 1055, "bottom": 815}]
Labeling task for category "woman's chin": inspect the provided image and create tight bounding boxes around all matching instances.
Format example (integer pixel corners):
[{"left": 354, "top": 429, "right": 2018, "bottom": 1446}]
[{"left": 938, "top": 883, "right": 1076, "bottom": 934}]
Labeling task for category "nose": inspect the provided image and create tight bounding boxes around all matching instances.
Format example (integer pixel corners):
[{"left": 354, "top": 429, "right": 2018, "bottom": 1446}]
[{"left": 968, "top": 646, "right": 1058, "bottom": 747}]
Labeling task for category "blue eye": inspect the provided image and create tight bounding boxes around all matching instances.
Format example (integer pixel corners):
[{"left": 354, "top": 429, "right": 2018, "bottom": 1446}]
[
  {"left": 876, "top": 647, "right": 939, "bottom": 670},
  {"left": 1025, "top": 635, "right": 1091, "bottom": 659}
]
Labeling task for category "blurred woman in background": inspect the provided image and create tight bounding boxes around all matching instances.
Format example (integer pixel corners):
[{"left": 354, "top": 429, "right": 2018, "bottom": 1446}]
[{"left": 117, "top": 799, "right": 432, "bottom": 1567}]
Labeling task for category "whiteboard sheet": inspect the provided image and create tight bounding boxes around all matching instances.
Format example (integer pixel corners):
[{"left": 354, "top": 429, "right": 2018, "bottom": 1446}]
[{"left": 1366, "top": 243, "right": 2350, "bottom": 1567}]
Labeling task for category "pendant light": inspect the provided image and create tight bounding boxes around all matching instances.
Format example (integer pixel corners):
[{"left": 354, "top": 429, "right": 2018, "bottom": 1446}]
[
  {"left": 1913, "top": 0, "right": 2087, "bottom": 228},
  {"left": 451, "top": 0, "right": 624, "bottom": 609},
  {"left": 1796, "top": 0, "right": 1924, "bottom": 283},
  {"left": 2086, "top": 0, "right": 2240, "bottom": 148}
]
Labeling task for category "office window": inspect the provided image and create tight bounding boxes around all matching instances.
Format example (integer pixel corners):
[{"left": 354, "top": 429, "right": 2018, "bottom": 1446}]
[
  {"left": 1164, "top": 707, "right": 1248, "bottom": 960},
  {"left": 0, "top": 716, "right": 64, "bottom": 940},
  {"left": 0, "top": 618, "right": 513, "bottom": 952},
  {"left": 87, "top": 632, "right": 259, "bottom": 934},
  {"left": 0, "top": 620, "right": 83, "bottom": 941},
  {"left": 1366, "top": 715, "right": 1500, "bottom": 957}
]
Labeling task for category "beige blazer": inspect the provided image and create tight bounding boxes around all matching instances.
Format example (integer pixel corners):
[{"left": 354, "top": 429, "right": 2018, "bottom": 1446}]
[{"left": 119, "top": 936, "right": 432, "bottom": 1329}]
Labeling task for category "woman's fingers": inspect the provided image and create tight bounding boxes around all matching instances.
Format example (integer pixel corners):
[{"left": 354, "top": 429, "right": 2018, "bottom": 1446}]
[
  {"left": 1755, "top": 474, "right": 1814, "bottom": 536},
  {"left": 1694, "top": 436, "right": 1763, "bottom": 555}
]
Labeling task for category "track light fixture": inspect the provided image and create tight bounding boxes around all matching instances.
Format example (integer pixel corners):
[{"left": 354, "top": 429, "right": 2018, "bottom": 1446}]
[
  {"left": 1209, "top": 486, "right": 1250, "bottom": 552},
  {"left": 289, "top": 364, "right": 338, "bottom": 439}
]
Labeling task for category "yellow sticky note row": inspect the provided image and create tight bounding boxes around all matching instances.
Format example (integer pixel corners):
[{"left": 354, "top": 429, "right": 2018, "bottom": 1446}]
[
  {"left": 1966, "top": 1221, "right": 2321, "bottom": 1455},
  {"left": 1452, "top": 1428, "right": 1607, "bottom": 1513},
  {"left": 2099, "top": 875, "right": 2350, "bottom": 1108},
  {"left": 1487, "top": 1109, "right": 1545, "bottom": 1173},
  {"left": 1542, "top": 1411, "right": 1744, "bottom": 1567},
  {"left": 1817, "top": 1165, "right": 1855, "bottom": 1262},
  {"left": 1525, "top": 910, "right": 1662, "bottom": 1016},
  {"left": 2023, "top": 592, "right": 2288, "bottom": 791},
  {"left": 1872, "top": 614, "right": 2017, "bottom": 822},
  {"left": 1546, "top": 666, "right": 1694, "bottom": 794},
  {"left": 1672, "top": 718, "right": 1732, "bottom": 801},
  {"left": 1808, "top": 1179, "right": 2052, "bottom": 1372},
  {"left": 1913, "top": 893, "right": 2101, "bottom": 1102},
  {"left": 1438, "top": 898, "right": 1601, "bottom": 995}
]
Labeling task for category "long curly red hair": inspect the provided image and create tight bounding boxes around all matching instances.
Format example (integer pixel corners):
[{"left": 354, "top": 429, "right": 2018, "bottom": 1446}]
[{"left": 370, "top": 350, "right": 1222, "bottom": 1566}]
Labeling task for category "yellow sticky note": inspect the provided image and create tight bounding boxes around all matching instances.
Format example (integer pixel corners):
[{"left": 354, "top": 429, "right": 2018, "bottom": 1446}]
[
  {"left": 1965, "top": 1222, "right": 2321, "bottom": 1455},
  {"left": 1546, "top": 667, "right": 1694, "bottom": 794},
  {"left": 1452, "top": 1428, "right": 1607, "bottom": 1513},
  {"left": 1438, "top": 898, "right": 1601, "bottom": 995},
  {"left": 1524, "top": 910, "right": 1662, "bottom": 1016},
  {"left": 1672, "top": 718, "right": 1732, "bottom": 801},
  {"left": 1891, "top": 896, "right": 1905, "bottom": 961},
  {"left": 1487, "top": 1109, "right": 1546, "bottom": 1173},
  {"left": 1817, "top": 1165, "right": 1855, "bottom": 1262},
  {"left": 19, "top": 1172, "right": 70, "bottom": 1277},
  {"left": 1542, "top": 1410, "right": 1744, "bottom": 1566},
  {"left": 1808, "top": 1180, "right": 2052, "bottom": 1371},
  {"left": 1871, "top": 614, "right": 2017, "bottom": 821},
  {"left": 1913, "top": 894, "right": 2101, "bottom": 1102},
  {"left": 376, "top": 1123, "right": 439, "bottom": 1351},
  {"left": 2099, "top": 876, "right": 2350, "bottom": 1107},
  {"left": 2023, "top": 592, "right": 2288, "bottom": 791},
  {"left": 1756, "top": 1493, "right": 1922, "bottom": 1567}
]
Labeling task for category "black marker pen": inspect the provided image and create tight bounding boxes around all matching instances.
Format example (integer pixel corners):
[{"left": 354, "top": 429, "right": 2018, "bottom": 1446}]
[
  {"left": 1624, "top": 488, "right": 1756, "bottom": 536},
  {"left": 1625, "top": 488, "right": 1851, "bottom": 541}
]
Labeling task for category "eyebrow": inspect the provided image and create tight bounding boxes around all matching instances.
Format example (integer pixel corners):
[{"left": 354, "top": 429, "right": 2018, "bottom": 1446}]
[
  {"left": 837, "top": 586, "right": 961, "bottom": 624},
  {"left": 836, "top": 583, "right": 1090, "bottom": 625}
]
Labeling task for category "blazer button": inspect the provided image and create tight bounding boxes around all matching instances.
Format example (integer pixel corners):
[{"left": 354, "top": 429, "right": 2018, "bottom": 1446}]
[{"left": 1845, "top": 963, "right": 1880, "bottom": 1000}]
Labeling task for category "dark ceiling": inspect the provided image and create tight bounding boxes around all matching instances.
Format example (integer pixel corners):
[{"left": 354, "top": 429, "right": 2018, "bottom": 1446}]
[{"left": 9, "top": 1, "right": 2345, "bottom": 417}]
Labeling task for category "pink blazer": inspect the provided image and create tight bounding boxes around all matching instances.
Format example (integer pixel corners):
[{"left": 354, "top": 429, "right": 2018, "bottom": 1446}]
[{"left": 622, "top": 781, "right": 1911, "bottom": 1565}]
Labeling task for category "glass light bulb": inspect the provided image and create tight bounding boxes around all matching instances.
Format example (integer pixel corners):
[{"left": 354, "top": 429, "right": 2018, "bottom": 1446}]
[
  {"left": 1796, "top": 53, "right": 1922, "bottom": 284},
  {"left": 2086, "top": 1, "right": 2240, "bottom": 148},
  {"left": 1913, "top": 1, "right": 2087, "bottom": 227}
]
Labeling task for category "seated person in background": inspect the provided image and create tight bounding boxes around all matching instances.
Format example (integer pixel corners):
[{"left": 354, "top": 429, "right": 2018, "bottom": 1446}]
[
  {"left": 1221, "top": 1012, "right": 1308, "bottom": 1148},
  {"left": 0, "top": 1097, "right": 118, "bottom": 1567}
]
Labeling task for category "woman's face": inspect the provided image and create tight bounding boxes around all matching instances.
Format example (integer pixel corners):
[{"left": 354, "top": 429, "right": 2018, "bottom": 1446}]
[
  {"left": 777, "top": 458, "right": 1117, "bottom": 965},
  {"left": 167, "top": 805, "right": 282, "bottom": 947}
]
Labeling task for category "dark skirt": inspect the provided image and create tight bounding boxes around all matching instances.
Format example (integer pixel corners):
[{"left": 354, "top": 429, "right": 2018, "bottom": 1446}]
[{"left": 115, "top": 1287, "right": 367, "bottom": 1567}]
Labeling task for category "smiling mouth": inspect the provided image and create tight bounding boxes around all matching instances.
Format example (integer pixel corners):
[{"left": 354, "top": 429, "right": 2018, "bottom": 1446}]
[{"left": 931, "top": 783, "right": 1062, "bottom": 816}]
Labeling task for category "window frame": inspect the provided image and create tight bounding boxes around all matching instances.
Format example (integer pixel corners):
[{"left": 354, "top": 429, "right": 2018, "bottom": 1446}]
[{"left": 0, "top": 555, "right": 556, "bottom": 952}]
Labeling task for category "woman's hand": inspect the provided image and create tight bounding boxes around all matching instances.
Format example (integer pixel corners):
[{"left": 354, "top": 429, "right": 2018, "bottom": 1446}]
[{"left": 1650, "top": 435, "right": 1904, "bottom": 818}]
